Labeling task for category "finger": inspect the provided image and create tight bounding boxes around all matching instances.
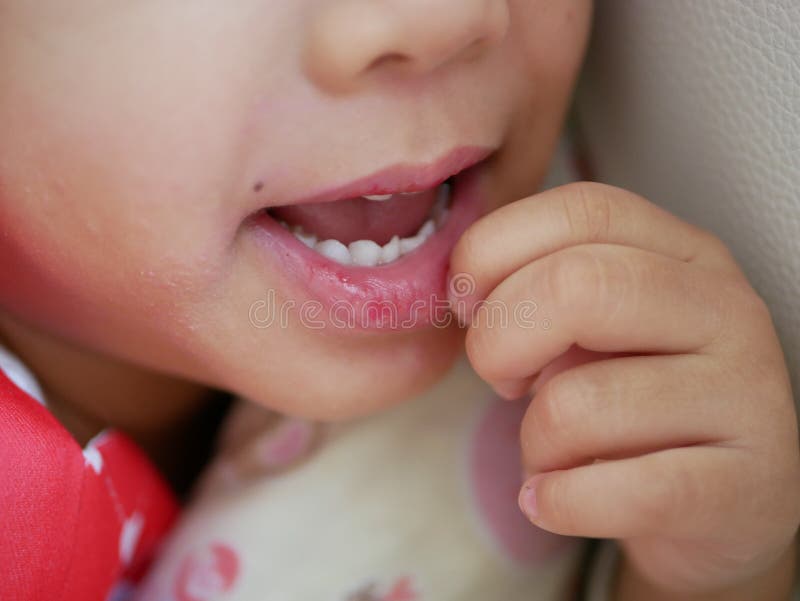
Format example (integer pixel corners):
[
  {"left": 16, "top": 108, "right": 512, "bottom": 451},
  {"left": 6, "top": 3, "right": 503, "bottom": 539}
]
[
  {"left": 491, "top": 346, "right": 619, "bottom": 400},
  {"left": 465, "top": 243, "right": 735, "bottom": 385},
  {"left": 520, "top": 354, "right": 738, "bottom": 475},
  {"left": 518, "top": 446, "right": 744, "bottom": 539},
  {"left": 449, "top": 182, "right": 737, "bottom": 322},
  {"left": 529, "top": 346, "right": 621, "bottom": 393},
  {"left": 493, "top": 376, "right": 537, "bottom": 400}
]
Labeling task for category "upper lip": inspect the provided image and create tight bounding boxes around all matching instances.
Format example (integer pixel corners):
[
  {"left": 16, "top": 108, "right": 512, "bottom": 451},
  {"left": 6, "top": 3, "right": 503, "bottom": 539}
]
[{"left": 278, "top": 145, "right": 495, "bottom": 207}]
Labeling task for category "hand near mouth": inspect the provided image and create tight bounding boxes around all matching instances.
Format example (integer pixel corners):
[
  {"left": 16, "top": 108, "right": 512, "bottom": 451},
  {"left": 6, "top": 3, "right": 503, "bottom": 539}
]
[
  {"left": 248, "top": 147, "right": 494, "bottom": 330},
  {"left": 449, "top": 181, "right": 800, "bottom": 601}
]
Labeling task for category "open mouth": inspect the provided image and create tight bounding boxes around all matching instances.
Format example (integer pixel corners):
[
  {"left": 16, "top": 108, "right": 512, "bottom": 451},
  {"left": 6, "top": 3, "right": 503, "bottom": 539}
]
[
  {"left": 267, "top": 178, "right": 453, "bottom": 267},
  {"left": 248, "top": 146, "right": 493, "bottom": 330}
]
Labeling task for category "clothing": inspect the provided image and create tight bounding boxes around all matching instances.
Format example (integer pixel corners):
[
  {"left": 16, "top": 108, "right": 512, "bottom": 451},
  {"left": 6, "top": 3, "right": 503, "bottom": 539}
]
[
  {"left": 132, "top": 130, "right": 596, "bottom": 601},
  {"left": 134, "top": 358, "right": 585, "bottom": 601},
  {"left": 6, "top": 129, "right": 796, "bottom": 600},
  {"left": 0, "top": 345, "right": 179, "bottom": 601},
  {"left": 131, "top": 127, "right": 800, "bottom": 600}
]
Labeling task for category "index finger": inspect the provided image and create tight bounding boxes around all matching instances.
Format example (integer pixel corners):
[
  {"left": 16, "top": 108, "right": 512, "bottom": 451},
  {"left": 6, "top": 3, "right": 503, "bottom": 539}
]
[{"left": 449, "top": 181, "right": 736, "bottom": 323}]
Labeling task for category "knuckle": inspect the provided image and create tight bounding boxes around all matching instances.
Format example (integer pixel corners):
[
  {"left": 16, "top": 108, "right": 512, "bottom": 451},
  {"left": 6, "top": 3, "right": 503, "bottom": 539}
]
[
  {"left": 696, "top": 229, "right": 731, "bottom": 261},
  {"left": 712, "top": 273, "right": 775, "bottom": 347},
  {"left": 733, "top": 282, "right": 773, "bottom": 326},
  {"left": 544, "top": 250, "right": 590, "bottom": 309},
  {"left": 540, "top": 372, "right": 597, "bottom": 431},
  {"left": 530, "top": 377, "right": 571, "bottom": 440},
  {"left": 523, "top": 405, "right": 558, "bottom": 473},
  {"left": 687, "top": 226, "right": 743, "bottom": 269},
  {"left": 525, "top": 373, "right": 594, "bottom": 470},
  {"left": 559, "top": 182, "right": 615, "bottom": 243},
  {"left": 522, "top": 395, "right": 560, "bottom": 472},
  {"left": 568, "top": 367, "right": 613, "bottom": 415},
  {"left": 545, "top": 248, "right": 620, "bottom": 315},
  {"left": 526, "top": 370, "right": 608, "bottom": 472}
]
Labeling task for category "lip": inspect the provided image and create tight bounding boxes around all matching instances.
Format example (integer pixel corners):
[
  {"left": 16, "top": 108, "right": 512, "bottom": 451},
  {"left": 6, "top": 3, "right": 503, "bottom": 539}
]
[
  {"left": 247, "top": 146, "right": 493, "bottom": 331},
  {"left": 271, "top": 146, "right": 494, "bottom": 206}
]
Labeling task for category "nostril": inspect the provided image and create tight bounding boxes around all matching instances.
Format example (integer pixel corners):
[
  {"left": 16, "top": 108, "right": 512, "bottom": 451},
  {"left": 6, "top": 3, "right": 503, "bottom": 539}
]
[
  {"left": 367, "top": 52, "right": 412, "bottom": 72},
  {"left": 365, "top": 35, "right": 485, "bottom": 78},
  {"left": 460, "top": 38, "right": 490, "bottom": 63},
  {"left": 306, "top": 0, "right": 509, "bottom": 92}
]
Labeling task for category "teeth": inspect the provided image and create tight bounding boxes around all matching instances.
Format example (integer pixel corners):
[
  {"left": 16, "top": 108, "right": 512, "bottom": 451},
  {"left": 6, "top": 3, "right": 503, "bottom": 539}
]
[
  {"left": 380, "top": 235, "right": 400, "bottom": 264},
  {"left": 291, "top": 225, "right": 317, "bottom": 248},
  {"left": 349, "top": 239, "right": 382, "bottom": 266},
  {"left": 399, "top": 235, "right": 424, "bottom": 254},
  {"left": 287, "top": 182, "right": 453, "bottom": 266},
  {"left": 315, "top": 239, "right": 352, "bottom": 265},
  {"left": 417, "top": 219, "right": 435, "bottom": 240}
]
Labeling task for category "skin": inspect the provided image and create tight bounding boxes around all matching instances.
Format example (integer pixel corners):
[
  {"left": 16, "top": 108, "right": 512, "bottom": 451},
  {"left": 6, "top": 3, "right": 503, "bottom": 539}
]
[
  {"left": 0, "top": 0, "right": 588, "bottom": 425},
  {"left": 451, "top": 182, "right": 800, "bottom": 599},
  {"left": 0, "top": 1, "right": 795, "bottom": 598}
]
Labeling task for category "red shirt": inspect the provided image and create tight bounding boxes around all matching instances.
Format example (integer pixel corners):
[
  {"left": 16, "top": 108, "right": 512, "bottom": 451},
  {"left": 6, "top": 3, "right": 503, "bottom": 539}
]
[{"left": 0, "top": 365, "right": 179, "bottom": 601}]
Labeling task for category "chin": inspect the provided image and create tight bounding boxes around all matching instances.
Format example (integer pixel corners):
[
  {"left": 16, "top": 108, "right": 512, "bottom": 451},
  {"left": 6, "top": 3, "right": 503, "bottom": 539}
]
[{"left": 220, "top": 322, "right": 465, "bottom": 422}]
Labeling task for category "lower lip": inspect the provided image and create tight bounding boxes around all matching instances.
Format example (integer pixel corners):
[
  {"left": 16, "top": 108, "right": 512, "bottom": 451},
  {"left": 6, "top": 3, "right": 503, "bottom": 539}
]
[{"left": 248, "top": 162, "right": 488, "bottom": 331}]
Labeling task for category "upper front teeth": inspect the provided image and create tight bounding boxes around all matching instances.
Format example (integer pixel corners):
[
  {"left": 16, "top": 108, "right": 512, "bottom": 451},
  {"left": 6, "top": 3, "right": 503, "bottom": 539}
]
[{"left": 363, "top": 191, "right": 425, "bottom": 202}]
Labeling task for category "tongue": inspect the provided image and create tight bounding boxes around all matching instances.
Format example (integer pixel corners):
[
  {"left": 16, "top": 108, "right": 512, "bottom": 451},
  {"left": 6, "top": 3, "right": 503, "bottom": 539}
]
[{"left": 271, "top": 188, "right": 438, "bottom": 246}]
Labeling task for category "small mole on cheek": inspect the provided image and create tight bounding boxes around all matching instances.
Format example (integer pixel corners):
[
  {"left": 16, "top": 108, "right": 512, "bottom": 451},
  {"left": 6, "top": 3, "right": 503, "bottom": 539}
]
[{"left": 253, "top": 181, "right": 264, "bottom": 193}]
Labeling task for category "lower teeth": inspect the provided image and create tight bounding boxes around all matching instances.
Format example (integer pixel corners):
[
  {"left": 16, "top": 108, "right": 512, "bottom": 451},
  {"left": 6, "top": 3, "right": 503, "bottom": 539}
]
[{"left": 279, "top": 182, "right": 452, "bottom": 267}]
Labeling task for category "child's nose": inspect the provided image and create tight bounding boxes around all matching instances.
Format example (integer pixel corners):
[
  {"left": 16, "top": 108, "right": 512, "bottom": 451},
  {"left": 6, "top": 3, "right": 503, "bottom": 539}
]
[{"left": 305, "top": 0, "right": 510, "bottom": 92}]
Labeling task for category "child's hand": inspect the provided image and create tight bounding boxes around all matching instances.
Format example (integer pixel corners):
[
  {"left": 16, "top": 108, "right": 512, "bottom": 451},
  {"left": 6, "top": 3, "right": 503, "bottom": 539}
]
[{"left": 449, "top": 182, "right": 800, "bottom": 599}]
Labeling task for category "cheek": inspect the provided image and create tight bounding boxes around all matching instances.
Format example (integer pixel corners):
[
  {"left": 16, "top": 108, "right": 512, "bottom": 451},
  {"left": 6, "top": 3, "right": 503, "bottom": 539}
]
[
  {"left": 0, "top": 50, "right": 247, "bottom": 318},
  {"left": 504, "top": 0, "right": 592, "bottom": 110},
  {"left": 513, "top": 0, "right": 593, "bottom": 74},
  {"left": 0, "top": 1, "right": 264, "bottom": 271},
  {"left": 485, "top": 0, "right": 592, "bottom": 209},
  {"left": 0, "top": 170, "right": 231, "bottom": 367}
]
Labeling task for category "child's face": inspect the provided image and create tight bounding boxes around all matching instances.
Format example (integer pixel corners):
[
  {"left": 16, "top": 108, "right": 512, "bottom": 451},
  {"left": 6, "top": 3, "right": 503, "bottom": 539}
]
[{"left": 0, "top": 1, "right": 591, "bottom": 419}]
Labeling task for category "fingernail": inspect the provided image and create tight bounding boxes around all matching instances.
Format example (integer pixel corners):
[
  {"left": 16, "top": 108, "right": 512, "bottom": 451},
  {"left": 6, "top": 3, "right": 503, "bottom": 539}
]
[{"left": 518, "top": 474, "right": 543, "bottom": 521}]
